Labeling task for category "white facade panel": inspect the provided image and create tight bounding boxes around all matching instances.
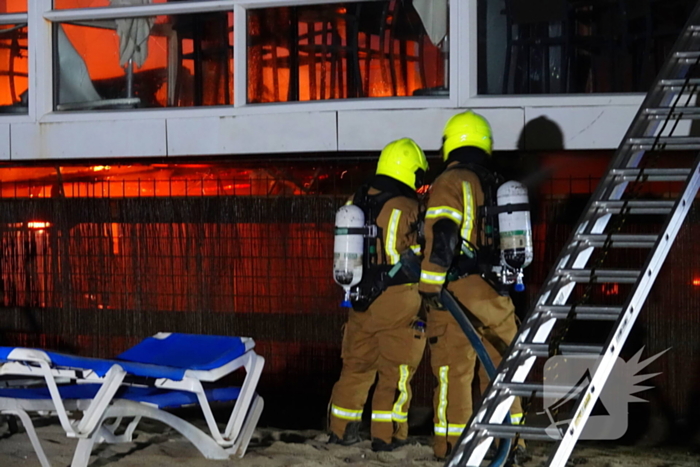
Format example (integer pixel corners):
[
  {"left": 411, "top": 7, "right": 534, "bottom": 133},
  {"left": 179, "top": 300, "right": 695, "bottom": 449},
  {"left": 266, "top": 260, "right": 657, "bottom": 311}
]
[
  {"left": 3, "top": 105, "right": 646, "bottom": 161},
  {"left": 166, "top": 112, "right": 338, "bottom": 156},
  {"left": 0, "top": 1, "right": 656, "bottom": 160},
  {"left": 11, "top": 120, "right": 167, "bottom": 160},
  {"left": 0, "top": 124, "right": 9, "bottom": 160},
  {"left": 337, "top": 108, "right": 525, "bottom": 152},
  {"left": 523, "top": 106, "right": 641, "bottom": 151}
]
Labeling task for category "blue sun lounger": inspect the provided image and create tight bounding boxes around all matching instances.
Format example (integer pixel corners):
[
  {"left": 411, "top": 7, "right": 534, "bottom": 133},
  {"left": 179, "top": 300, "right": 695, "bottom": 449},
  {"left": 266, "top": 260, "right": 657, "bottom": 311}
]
[{"left": 0, "top": 332, "right": 265, "bottom": 467}]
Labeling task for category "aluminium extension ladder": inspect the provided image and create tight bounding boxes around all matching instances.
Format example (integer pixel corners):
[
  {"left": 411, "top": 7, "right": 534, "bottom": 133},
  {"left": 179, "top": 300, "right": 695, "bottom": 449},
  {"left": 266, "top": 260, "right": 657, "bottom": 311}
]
[{"left": 446, "top": 4, "right": 700, "bottom": 467}]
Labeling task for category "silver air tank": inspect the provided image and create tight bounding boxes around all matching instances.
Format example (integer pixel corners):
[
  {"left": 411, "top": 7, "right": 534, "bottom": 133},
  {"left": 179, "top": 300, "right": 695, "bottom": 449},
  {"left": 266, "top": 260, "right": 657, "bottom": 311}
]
[
  {"left": 497, "top": 181, "right": 533, "bottom": 292},
  {"left": 333, "top": 204, "right": 365, "bottom": 307}
]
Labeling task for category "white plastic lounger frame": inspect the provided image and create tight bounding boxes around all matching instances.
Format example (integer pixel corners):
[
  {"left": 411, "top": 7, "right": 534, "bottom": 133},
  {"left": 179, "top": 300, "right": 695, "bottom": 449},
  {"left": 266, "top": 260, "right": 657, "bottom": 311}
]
[
  {"left": 147, "top": 344, "right": 265, "bottom": 447},
  {"left": 0, "top": 334, "right": 264, "bottom": 446},
  {"left": 0, "top": 333, "right": 265, "bottom": 465},
  {"left": 0, "top": 391, "right": 264, "bottom": 467},
  {"left": 0, "top": 352, "right": 128, "bottom": 438}
]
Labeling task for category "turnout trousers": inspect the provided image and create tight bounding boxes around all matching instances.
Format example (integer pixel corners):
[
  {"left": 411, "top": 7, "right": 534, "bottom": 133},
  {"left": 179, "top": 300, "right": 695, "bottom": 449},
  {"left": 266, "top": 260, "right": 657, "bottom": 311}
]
[
  {"left": 427, "top": 274, "right": 524, "bottom": 459},
  {"left": 329, "top": 284, "right": 426, "bottom": 443}
]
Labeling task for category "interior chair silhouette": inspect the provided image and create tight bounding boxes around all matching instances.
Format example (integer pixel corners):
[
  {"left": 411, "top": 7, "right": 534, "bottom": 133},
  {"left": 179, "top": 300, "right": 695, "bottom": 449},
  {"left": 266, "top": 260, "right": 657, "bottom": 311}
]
[
  {"left": 0, "top": 23, "right": 28, "bottom": 113},
  {"left": 171, "top": 10, "right": 232, "bottom": 106},
  {"left": 356, "top": 0, "right": 428, "bottom": 97},
  {"left": 55, "top": 25, "right": 141, "bottom": 111},
  {"left": 293, "top": 4, "right": 363, "bottom": 100}
]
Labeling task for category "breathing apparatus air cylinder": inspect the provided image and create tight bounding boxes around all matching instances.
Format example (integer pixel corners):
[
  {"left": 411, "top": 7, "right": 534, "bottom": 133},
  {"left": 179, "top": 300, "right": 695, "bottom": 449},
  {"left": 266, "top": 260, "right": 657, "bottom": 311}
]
[
  {"left": 333, "top": 205, "right": 367, "bottom": 308},
  {"left": 496, "top": 181, "right": 533, "bottom": 292}
]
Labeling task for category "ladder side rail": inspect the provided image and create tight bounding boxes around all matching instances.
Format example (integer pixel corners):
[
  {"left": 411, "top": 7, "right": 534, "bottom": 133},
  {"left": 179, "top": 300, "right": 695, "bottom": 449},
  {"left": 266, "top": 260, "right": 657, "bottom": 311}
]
[
  {"left": 536, "top": 7, "right": 700, "bottom": 462},
  {"left": 446, "top": 4, "right": 700, "bottom": 465},
  {"left": 623, "top": 7, "right": 700, "bottom": 153},
  {"left": 452, "top": 157, "right": 700, "bottom": 467},
  {"left": 446, "top": 274, "right": 579, "bottom": 465},
  {"left": 450, "top": 204, "right": 632, "bottom": 463},
  {"left": 546, "top": 158, "right": 700, "bottom": 466}
]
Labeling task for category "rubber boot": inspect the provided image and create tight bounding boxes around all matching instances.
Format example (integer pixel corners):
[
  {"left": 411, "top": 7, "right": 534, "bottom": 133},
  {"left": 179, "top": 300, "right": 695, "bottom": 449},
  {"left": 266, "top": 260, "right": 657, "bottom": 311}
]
[
  {"left": 371, "top": 437, "right": 411, "bottom": 452},
  {"left": 328, "top": 421, "right": 362, "bottom": 446}
]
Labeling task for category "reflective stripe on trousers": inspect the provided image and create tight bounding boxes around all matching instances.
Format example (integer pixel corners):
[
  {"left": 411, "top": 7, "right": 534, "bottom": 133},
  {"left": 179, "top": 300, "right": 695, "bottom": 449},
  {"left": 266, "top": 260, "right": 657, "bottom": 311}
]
[
  {"left": 392, "top": 365, "right": 410, "bottom": 422},
  {"left": 371, "top": 411, "right": 393, "bottom": 422},
  {"left": 436, "top": 365, "right": 449, "bottom": 430},
  {"left": 421, "top": 270, "right": 446, "bottom": 285},
  {"left": 426, "top": 206, "right": 463, "bottom": 224},
  {"left": 331, "top": 404, "right": 362, "bottom": 421},
  {"left": 434, "top": 423, "right": 466, "bottom": 436},
  {"left": 434, "top": 366, "right": 466, "bottom": 437},
  {"left": 372, "top": 365, "right": 411, "bottom": 423}
]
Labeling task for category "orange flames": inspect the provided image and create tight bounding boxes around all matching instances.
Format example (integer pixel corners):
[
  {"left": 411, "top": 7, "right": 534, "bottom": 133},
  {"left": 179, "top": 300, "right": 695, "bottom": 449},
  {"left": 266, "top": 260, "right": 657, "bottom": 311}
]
[{"left": 0, "top": 164, "right": 314, "bottom": 198}]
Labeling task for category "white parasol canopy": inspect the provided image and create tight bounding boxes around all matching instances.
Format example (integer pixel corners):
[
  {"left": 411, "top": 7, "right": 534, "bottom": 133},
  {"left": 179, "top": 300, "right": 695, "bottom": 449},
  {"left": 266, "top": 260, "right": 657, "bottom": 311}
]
[
  {"left": 412, "top": 0, "right": 448, "bottom": 47},
  {"left": 110, "top": 0, "right": 155, "bottom": 68}
]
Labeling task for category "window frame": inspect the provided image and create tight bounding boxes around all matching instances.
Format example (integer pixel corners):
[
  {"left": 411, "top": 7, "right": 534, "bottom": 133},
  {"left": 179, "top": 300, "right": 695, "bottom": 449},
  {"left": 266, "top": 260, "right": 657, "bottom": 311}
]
[
  {"left": 38, "top": 0, "right": 458, "bottom": 121},
  {"left": 0, "top": 0, "right": 644, "bottom": 125},
  {"left": 45, "top": 0, "right": 238, "bottom": 113},
  {"left": 0, "top": 8, "right": 31, "bottom": 121}
]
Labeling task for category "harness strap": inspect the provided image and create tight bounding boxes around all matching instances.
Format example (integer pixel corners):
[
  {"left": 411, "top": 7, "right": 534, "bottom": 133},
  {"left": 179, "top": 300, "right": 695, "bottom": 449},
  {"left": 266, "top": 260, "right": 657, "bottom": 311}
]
[{"left": 348, "top": 184, "right": 404, "bottom": 312}]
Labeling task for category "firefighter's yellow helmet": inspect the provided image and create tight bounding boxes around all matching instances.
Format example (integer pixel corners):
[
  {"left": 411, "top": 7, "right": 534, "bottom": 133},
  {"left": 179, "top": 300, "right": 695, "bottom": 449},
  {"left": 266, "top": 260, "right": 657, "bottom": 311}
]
[
  {"left": 376, "top": 138, "right": 429, "bottom": 190},
  {"left": 442, "top": 110, "right": 493, "bottom": 160}
]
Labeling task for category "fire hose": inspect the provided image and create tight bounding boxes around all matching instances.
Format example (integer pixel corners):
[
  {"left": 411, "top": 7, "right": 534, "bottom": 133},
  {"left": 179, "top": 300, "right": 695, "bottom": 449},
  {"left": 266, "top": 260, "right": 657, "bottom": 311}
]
[{"left": 399, "top": 249, "right": 511, "bottom": 467}]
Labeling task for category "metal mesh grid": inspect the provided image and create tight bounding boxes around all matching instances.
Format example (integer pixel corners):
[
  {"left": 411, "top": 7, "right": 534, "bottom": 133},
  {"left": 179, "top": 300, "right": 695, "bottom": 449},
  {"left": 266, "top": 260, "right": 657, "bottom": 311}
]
[{"left": 0, "top": 159, "right": 696, "bottom": 431}]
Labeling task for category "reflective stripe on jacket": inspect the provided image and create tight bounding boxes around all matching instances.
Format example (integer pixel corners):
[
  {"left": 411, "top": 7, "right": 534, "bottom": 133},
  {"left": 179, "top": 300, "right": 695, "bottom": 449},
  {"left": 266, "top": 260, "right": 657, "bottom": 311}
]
[
  {"left": 419, "top": 166, "right": 485, "bottom": 294},
  {"left": 348, "top": 187, "right": 422, "bottom": 268}
]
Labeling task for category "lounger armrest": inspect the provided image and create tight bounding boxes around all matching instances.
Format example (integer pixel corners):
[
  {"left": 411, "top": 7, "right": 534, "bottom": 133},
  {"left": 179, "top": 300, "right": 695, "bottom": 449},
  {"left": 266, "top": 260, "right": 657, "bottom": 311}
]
[{"left": 1, "top": 348, "right": 52, "bottom": 365}]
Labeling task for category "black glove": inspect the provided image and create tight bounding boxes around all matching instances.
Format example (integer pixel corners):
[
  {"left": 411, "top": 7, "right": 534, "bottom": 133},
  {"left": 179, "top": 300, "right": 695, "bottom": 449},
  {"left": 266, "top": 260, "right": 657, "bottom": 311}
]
[{"left": 420, "top": 291, "right": 445, "bottom": 310}]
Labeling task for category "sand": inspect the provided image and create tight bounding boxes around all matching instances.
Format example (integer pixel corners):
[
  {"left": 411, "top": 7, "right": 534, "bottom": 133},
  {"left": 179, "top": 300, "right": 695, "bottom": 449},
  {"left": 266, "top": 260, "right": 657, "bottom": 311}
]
[{"left": 1, "top": 420, "right": 699, "bottom": 467}]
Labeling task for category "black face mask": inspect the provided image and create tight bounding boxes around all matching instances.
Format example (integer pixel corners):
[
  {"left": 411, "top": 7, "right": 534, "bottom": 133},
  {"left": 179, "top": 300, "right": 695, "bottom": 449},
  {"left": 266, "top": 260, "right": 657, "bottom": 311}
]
[
  {"left": 414, "top": 168, "right": 426, "bottom": 189},
  {"left": 371, "top": 175, "right": 418, "bottom": 200},
  {"left": 445, "top": 147, "right": 490, "bottom": 168}
]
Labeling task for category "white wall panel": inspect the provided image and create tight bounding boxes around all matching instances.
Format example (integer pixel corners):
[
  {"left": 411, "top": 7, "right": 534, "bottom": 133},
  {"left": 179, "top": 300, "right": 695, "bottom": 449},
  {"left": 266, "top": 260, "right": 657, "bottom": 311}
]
[
  {"left": 0, "top": 124, "right": 9, "bottom": 160},
  {"left": 11, "top": 119, "right": 167, "bottom": 160},
  {"left": 3, "top": 105, "right": 645, "bottom": 161},
  {"left": 523, "top": 106, "right": 641, "bottom": 151},
  {"left": 3, "top": 0, "right": 649, "bottom": 160},
  {"left": 166, "top": 112, "right": 338, "bottom": 156},
  {"left": 337, "top": 108, "right": 525, "bottom": 152}
]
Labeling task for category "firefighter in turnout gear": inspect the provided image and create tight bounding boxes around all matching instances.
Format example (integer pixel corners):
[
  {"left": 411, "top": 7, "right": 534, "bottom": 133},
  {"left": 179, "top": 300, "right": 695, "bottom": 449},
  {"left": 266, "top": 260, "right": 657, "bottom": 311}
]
[
  {"left": 418, "top": 111, "right": 530, "bottom": 464},
  {"left": 328, "top": 138, "right": 429, "bottom": 452}
]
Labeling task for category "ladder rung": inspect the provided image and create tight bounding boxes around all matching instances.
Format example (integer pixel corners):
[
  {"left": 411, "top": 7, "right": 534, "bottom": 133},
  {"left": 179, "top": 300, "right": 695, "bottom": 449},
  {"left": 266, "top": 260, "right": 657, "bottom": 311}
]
[
  {"left": 628, "top": 136, "right": 700, "bottom": 150},
  {"left": 674, "top": 51, "right": 700, "bottom": 63},
  {"left": 473, "top": 423, "right": 562, "bottom": 441},
  {"left": 558, "top": 268, "right": 640, "bottom": 283},
  {"left": 593, "top": 200, "right": 675, "bottom": 215},
  {"left": 610, "top": 167, "right": 691, "bottom": 182},
  {"left": 496, "top": 382, "right": 586, "bottom": 399},
  {"left": 658, "top": 78, "right": 700, "bottom": 89},
  {"left": 452, "top": 16, "right": 700, "bottom": 465},
  {"left": 538, "top": 305, "right": 623, "bottom": 321},
  {"left": 644, "top": 108, "right": 700, "bottom": 120},
  {"left": 575, "top": 233, "right": 659, "bottom": 248},
  {"left": 517, "top": 343, "right": 604, "bottom": 357}
]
